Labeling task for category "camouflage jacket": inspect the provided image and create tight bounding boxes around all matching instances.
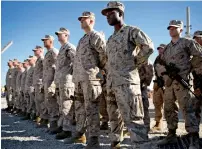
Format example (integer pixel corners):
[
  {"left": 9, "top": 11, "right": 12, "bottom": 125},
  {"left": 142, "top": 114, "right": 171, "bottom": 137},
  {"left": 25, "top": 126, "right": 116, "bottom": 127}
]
[
  {"left": 54, "top": 42, "right": 76, "bottom": 87},
  {"left": 33, "top": 56, "right": 44, "bottom": 86},
  {"left": 43, "top": 48, "right": 58, "bottom": 83},
  {"left": 6, "top": 68, "right": 13, "bottom": 90},
  {"left": 25, "top": 66, "right": 34, "bottom": 91},
  {"left": 162, "top": 38, "right": 202, "bottom": 80},
  {"left": 20, "top": 69, "right": 27, "bottom": 92},
  {"left": 11, "top": 67, "right": 19, "bottom": 91},
  {"left": 72, "top": 30, "right": 107, "bottom": 83},
  {"left": 106, "top": 25, "right": 154, "bottom": 87}
]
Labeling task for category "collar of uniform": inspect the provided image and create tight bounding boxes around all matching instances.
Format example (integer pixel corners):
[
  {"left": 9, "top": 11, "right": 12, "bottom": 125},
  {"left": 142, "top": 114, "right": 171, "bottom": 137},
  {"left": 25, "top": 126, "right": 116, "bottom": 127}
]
[
  {"left": 170, "top": 38, "right": 182, "bottom": 46},
  {"left": 60, "top": 42, "right": 68, "bottom": 51},
  {"left": 113, "top": 24, "right": 127, "bottom": 35}
]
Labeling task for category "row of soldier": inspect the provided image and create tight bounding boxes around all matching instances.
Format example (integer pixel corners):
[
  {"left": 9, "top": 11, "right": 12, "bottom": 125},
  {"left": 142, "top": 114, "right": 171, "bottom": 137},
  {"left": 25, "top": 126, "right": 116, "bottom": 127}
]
[{"left": 4, "top": 1, "right": 202, "bottom": 149}]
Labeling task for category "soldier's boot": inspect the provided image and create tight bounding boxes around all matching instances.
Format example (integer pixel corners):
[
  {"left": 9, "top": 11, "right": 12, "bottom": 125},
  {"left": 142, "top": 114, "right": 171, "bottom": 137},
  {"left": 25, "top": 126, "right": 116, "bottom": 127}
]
[
  {"left": 157, "top": 129, "right": 177, "bottom": 145},
  {"left": 12, "top": 107, "right": 17, "bottom": 114},
  {"left": 189, "top": 132, "right": 200, "bottom": 149},
  {"left": 48, "top": 120, "right": 58, "bottom": 134},
  {"left": 21, "top": 113, "right": 31, "bottom": 120},
  {"left": 111, "top": 141, "right": 121, "bottom": 149},
  {"left": 100, "top": 122, "right": 109, "bottom": 130},
  {"left": 55, "top": 130, "right": 72, "bottom": 140},
  {"left": 64, "top": 132, "right": 86, "bottom": 144},
  {"left": 20, "top": 111, "right": 26, "bottom": 117},
  {"left": 49, "top": 126, "right": 63, "bottom": 135},
  {"left": 35, "top": 116, "right": 41, "bottom": 124},
  {"left": 30, "top": 113, "right": 36, "bottom": 121},
  {"left": 85, "top": 136, "right": 100, "bottom": 149},
  {"left": 150, "top": 121, "right": 162, "bottom": 132},
  {"left": 36, "top": 119, "right": 49, "bottom": 128}
]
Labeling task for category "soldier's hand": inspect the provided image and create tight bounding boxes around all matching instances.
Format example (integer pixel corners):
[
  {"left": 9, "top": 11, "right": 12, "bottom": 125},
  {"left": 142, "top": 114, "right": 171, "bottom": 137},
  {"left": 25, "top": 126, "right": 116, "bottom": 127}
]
[{"left": 194, "top": 88, "right": 201, "bottom": 97}]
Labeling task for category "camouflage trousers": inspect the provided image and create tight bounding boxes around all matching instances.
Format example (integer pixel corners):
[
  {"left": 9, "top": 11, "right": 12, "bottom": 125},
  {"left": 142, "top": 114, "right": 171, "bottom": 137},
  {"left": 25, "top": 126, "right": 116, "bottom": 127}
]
[
  {"left": 13, "top": 91, "right": 18, "bottom": 109},
  {"left": 14, "top": 91, "right": 21, "bottom": 109},
  {"left": 57, "top": 82, "right": 75, "bottom": 131},
  {"left": 99, "top": 87, "right": 109, "bottom": 123},
  {"left": 6, "top": 89, "right": 12, "bottom": 107},
  {"left": 34, "top": 85, "right": 45, "bottom": 117},
  {"left": 153, "top": 86, "right": 164, "bottom": 123},
  {"left": 163, "top": 80, "right": 199, "bottom": 132},
  {"left": 106, "top": 84, "right": 147, "bottom": 142},
  {"left": 44, "top": 81, "right": 59, "bottom": 122},
  {"left": 27, "top": 87, "right": 35, "bottom": 114},
  {"left": 141, "top": 86, "right": 150, "bottom": 130},
  {"left": 20, "top": 91, "right": 27, "bottom": 112},
  {"left": 74, "top": 81, "right": 102, "bottom": 137}
]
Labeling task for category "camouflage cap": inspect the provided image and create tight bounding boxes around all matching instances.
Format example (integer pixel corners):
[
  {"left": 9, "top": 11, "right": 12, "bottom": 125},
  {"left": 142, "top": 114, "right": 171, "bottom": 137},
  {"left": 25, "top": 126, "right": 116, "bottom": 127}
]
[
  {"left": 55, "top": 27, "right": 70, "bottom": 35},
  {"left": 13, "top": 59, "right": 18, "bottom": 62},
  {"left": 78, "top": 11, "right": 95, "bottom": 21},
  {"left": 157, "top": 44, "right": 166, "bottom": 50},
  {"left": 41, "top": 35, "right": 54, "bottom": 41},
  {"left": 8, "top": 59, "right": 13, "bottom": 62},
  {"left": 16, "top": 62, "right": 22, "bottom": 66},
  {"left": 193, "top": 30, "right": 202, "bottom": 39},
  {"left": 27, "top": 55, "right": 34, "bottom": 60},
  {"left": 22, "top": 59, "right": 28, "bottom": 64},
  {"left": 32, "top": 45, "right": 43, "bottom": 51},
  {"left": 101, "top": 1, "right": 125, "bottom": 16},
  {"left": 167, "top": 20, "right": 183, "bottom": 30}
]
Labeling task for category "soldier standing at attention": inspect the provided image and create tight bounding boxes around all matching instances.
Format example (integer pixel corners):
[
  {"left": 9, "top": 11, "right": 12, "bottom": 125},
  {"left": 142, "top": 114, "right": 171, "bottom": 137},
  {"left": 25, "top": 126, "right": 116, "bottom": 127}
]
[
  {"left": 65, "top": 11, "right": 106, "bottom": 148},
  {"left": 52, "top": 27, "right": 76, "bottom": 140},
  {"left": 32, "top": 46, "right": 45, "bottom": 125},
  {"left": 41, "top": 35, "right": 59, "bottom": 130},
  {"left": 5, "top": 60, "right": 14, "bottom": 112},
  {"left": 101, "top": 1, "right": 154, "bottom": 147},
  {"left": 157, "top": 20, "right": 202, "bottom": 149}
]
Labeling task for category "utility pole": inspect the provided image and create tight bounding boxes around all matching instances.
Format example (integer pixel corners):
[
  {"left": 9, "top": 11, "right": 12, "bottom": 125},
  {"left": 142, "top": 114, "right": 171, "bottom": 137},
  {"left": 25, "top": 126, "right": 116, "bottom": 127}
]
[
  {"left": 1, "top": 41, "right": 13, "bottom": 54},
  {"left": 184, "top": 7, "right": 192, "bottom": 38}
]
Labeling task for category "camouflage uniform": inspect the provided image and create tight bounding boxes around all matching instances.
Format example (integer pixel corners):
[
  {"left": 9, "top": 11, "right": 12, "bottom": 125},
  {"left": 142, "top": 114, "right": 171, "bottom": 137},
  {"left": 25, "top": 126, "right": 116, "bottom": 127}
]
[
  {"left": 10, "top": 66, "right": 19, "bottom": 108},
  {"left": 161, "top": 29, "right": 202, "bottom": 134},
  {"left": 153, "top": 55, "right": 165, "bottom": 124},
  {"left": 25, "top": 64, "right": 35, "bottom": 114},
  {"left": 138, "top": 60, "right": 153, "bottom": 131},
  {"left": 5, "top": 66, "right": 13, "bottom": 108},
  {"left": 43, "top": 46, "right": 59, "bottom": 122},
  {"left": 33, "top": 55, "right": 44, "bottom": 118},
  {"left": 191, "top": 30, "right": 202, "bottom": 125},
  {"left": 54, "top": 29, "right": 76, "bottom": 132},
  {"left": 102, "top": 2, "right": 154, "bottom": 142},
  {"left": 20, "top": 63, "right": 28, "bottom": 112},
  {"left": 72, "top": 26, "right": 106, "bottom": 138},
  {"left": 15, "top": 68, "right": 24, "bottom": 110}
]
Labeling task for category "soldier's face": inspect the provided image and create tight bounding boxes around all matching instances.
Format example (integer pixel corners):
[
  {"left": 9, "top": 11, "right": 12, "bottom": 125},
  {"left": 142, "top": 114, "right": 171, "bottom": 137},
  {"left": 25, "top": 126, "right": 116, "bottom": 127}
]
[
  {"left": 34, "top": 49, "right": 40, "bottom": 56},
  {"left": 106, "top": 9, "right": 120, "bottom": 26},
  {"left": 80, "top": 17, "right": 91, "bottom": 29},
  {"left": 43, "top": 39, "right": 51, "bottom": 47},
  {"left": 13, "top": 61, "right": 18, "bottom": 66},
  {"left": 8, "top": 62, "right": 13, "bottom": 67},
  {"left": 169, "top": 26, "right": 182, "bottom": 37},
  {"left": 194, "top": 37, "right": 202, "bottom": 46},
  {"left": 157, "top": 47, "right": 164, "bottom": 55},
  {"left": 23, "top": 62, "right": 29, "bottom": 68},
  {"left": 57, "top": 33, "right": 67, "bottom": 43}
]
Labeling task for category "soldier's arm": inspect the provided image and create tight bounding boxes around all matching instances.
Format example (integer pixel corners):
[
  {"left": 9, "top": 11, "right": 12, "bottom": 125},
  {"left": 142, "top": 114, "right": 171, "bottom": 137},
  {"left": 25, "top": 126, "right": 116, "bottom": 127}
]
[
  {"left": 67, "top": 45, "right": 76, "bottom": 63},
  {"left": 186, "top": 38, "right": 202, "bottom": 57},
  {"left": 90, "top": 32, "right": 107, "bottom": 69},
  {"left": 130, "top": 27, "right": 154, "bottom": 66}
]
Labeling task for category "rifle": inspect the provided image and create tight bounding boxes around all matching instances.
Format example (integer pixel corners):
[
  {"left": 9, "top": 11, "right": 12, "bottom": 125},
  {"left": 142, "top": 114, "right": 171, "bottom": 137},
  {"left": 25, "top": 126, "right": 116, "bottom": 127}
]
[{"left": 159, "top": 60, "right": 200, "bottom": 100}]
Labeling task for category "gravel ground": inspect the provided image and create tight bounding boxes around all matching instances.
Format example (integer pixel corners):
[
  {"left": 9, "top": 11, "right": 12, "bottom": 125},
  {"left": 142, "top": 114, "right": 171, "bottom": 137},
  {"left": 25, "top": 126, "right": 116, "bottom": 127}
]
[{"left": 1, "top": 97, "right": 202, "bottom": 149}]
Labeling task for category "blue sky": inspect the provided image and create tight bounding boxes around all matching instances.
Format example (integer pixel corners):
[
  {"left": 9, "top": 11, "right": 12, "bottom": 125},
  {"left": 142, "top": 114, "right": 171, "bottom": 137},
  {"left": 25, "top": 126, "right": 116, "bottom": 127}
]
[{"left": 1, "top": 1, "right": 202, "bottom": 86}]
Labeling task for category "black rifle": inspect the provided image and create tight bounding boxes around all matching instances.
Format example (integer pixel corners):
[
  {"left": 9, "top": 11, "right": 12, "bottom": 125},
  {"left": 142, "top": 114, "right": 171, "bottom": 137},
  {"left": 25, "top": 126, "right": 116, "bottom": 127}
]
[{"left": 159, "top": 60, "right": 200, "bottom": 100}]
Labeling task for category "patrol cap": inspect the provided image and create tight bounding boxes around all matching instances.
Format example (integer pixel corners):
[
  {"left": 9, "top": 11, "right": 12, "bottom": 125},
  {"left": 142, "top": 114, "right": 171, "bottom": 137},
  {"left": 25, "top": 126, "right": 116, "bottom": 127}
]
[
  {"left": 55, "top": 27, "right": 70, "bottom": 35},
  {"left": 78, "top": 11, "right": 95, "bottom": 21},
  {"left": 41, "top": 35, "right": 54, "bottom": 41},
  {"left": 16, "top": 62, "right": 22, "bottom": 66},
  {"left": 27, "top": 55, "right": 34, "bottom": 60},
  {"left": 193, "top": 30, "right": 202, "bottom": 39},
  {"left": 157, "top": 44, "right": 166, "bottom": 50},
  {"left": 101, "top": 1, "right": 125, "bottom": 16},
  {"left": 167, "top": 20, "right": 183, "bottom": 30},
  {"left": 22, "top": 59, "right": 28, "bottom": 64},
  {"left": 32, "top": 45, "right": 43, "bottom": 51},
  {"left": 13, "top": 59, "right": 18, "bottom": 62}
]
